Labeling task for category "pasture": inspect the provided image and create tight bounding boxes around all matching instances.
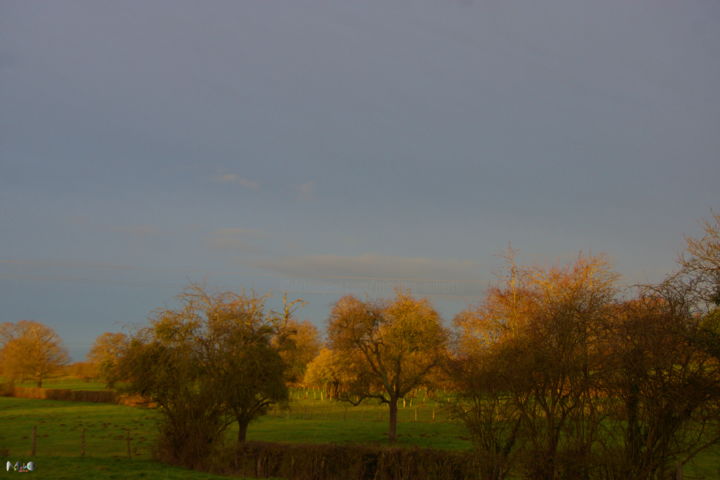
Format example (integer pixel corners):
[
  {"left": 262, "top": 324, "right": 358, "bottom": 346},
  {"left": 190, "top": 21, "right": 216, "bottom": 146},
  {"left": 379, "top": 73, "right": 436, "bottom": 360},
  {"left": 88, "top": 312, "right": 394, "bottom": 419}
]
[
  {"left": 0, "top": 396, "right": 235, "bottom": 479},
  {"left": 1, "top": 385, "right": 719, "bottom": 479},
  {"left": 0, "top": 388, "right": 466, "bottom": 479}
]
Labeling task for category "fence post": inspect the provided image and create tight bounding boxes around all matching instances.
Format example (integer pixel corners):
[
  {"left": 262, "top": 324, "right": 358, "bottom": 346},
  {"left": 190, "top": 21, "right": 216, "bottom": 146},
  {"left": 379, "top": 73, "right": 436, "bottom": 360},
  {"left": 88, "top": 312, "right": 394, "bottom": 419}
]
[
  {"left": 81, "top": 428, "right": 86, "bottom": 457},
  {"left": 31, "top": 426, "right": 37, "bottom": 456},
  {"left": 125, "top": 429, "right": 132, "bottom": 459}
]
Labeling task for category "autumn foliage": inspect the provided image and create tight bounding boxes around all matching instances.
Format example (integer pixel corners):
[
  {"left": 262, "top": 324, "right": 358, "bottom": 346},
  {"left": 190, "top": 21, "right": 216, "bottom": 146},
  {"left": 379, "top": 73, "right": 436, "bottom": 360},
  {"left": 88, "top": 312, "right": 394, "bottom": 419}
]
[
  {"left": 450, "top": 242, "right": 720, "bottom": 479},
  {"left": 326, "top": 290, "right": 448, "bottom": 443},
  {"left": 0, "top": 320, "right": 69, "bottom": 387}
]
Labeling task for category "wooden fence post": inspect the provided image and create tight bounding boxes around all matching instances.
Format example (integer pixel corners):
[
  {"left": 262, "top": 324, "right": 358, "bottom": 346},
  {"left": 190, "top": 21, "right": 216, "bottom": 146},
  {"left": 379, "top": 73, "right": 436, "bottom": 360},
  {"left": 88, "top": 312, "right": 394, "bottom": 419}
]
[{"left": 125, "top": 429, "right": 132, "bottom": 459}]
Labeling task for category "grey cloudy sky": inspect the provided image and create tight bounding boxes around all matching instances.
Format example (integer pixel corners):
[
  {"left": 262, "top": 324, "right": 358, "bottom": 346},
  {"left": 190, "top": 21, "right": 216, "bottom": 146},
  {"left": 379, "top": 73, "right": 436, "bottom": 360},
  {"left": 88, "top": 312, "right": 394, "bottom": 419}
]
[{"left": 1, "top": 0, "right": 718, "bottom": 359}]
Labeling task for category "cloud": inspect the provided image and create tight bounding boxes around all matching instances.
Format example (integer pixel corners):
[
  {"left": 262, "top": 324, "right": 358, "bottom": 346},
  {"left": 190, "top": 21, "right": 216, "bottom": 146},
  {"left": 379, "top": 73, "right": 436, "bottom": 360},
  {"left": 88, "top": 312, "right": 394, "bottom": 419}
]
[
  {"left": 250, "top": 254, "right": 489, "bottom": 297},
  {"left": 213, "top": 173, "right": 260, "bottom": 190},
  {"left": 297, "top": 181, "right": 315, "bottom": 200}
]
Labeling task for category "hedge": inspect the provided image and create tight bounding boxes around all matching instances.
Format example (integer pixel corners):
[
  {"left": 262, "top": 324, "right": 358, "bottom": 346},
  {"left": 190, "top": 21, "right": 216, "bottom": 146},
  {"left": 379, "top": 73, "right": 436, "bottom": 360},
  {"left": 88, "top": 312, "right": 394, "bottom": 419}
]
[
  {"left": 206, "top": 441, "right": 480, "bottom": 480},
  {"left": 0, "top": 383, "right": 147, "bottom": 406}
]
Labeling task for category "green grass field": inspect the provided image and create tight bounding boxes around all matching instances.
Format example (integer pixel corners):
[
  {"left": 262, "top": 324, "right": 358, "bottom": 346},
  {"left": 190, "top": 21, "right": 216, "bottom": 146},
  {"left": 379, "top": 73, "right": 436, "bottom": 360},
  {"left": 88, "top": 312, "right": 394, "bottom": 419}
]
[
  {"left": 0, "top": 390, "right": 467, "bottom": 479},
  {"left": 2, "top": 387, "right": 719, "bottom": 479},
  {"left": 0, "top": 397, "right": 236, "bottom": 479}
]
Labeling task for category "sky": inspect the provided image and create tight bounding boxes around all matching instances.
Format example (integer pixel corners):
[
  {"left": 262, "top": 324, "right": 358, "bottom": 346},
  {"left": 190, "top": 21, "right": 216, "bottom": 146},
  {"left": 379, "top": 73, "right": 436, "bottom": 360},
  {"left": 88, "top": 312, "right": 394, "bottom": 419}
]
[{"left": 1, "top": 0, "right": 719, "bottom": 360}]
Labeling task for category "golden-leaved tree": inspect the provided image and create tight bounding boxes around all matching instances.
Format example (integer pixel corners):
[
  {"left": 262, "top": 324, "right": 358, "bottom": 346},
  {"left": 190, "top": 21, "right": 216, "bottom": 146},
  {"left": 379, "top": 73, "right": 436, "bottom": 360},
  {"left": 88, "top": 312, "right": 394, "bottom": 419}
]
[
  {"left": 327, "top": 290, "right": 448, "bottom": 443},
  {"left": 87, "top": 331, "right": 128, "bottom": 386},
  {"left": 452, "top": 245, "right": 720, "bottom": 480},
  {"left": 0, "top": 320, "right": 69, "bottom": 387},
  {"left": 452, "top": 253, "right": 618, "bottom": 480}
]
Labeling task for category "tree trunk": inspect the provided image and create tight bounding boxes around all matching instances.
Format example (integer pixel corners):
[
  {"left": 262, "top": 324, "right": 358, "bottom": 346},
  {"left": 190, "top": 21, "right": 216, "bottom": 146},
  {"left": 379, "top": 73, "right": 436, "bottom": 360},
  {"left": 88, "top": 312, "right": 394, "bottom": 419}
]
[
  {"left": 36, "top": 378, "right": 42, "bottom": 388},
  {"left": 388, "top": 397, "right": 399, "bottom": 443},
  {"left": 237, "top": 420, "right": 249, "bottom": 443},
  {"left": 626, "top": 381, "right": 640, "bottom": 467}
]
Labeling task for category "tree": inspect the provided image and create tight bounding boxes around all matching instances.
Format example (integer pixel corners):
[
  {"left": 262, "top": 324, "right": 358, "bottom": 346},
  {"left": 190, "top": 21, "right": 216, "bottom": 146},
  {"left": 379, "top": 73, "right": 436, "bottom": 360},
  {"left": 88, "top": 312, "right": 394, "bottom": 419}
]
[
  {"left": 270, "top": 294, "right": 320, "bottom": 384},
  {"left": 681, "top": 212, "right": 720, "bottom": 305},
  {"left": 597, "top": 296, "right": 720, "bottom": 479},
  {"left": 0, "top": 320, "right": 69, "bottom": 387},
  {"left": 328, "top": 290, "right": 448, "bottom": 443},
  {"left": 658, "top": 212, "right": 720, "bottom": 313},
  {"left": 118, "top": 316, "right": 227, "bottom": 465},
  {"left": 453, "top": 253, "right": 618, "bottom": 479},
  {"left": 452, "top": 244, "right": 720, "bottom": 480},
  {"left": 447, "top": 345, "right": 524, "bottom": 480},
  {"left": 201, "top": 288, "right": 289, "bottom": 442},
  {"left": 275, "top": 320, "right": 321, "bottom": 384},
  {"left": 87, "top": 332, "right": 128, "bottom": 386},
  {"left": 115, "top": 285, "right": 290, "bottom": 464},
  {"left": 64, "top": 361, "right": 96, "bottom": 381},
  {"left": 594, "top": 214, "right": 720, "bottom": 479},
  {"left": 304, "top": 347, "right": 359, "bottom": 400}
]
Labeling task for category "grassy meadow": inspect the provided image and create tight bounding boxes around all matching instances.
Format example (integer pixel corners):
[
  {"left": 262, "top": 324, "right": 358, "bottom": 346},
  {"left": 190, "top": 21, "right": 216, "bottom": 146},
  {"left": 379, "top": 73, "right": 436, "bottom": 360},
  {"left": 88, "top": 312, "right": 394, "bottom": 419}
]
[
  {"left": 0, "top": 396, "right": 232, "bottom": 479},
  {"left": 0, "top": 384, "right": 467, "bottom": 479},
  {"left": 1, "top": 382, "right": 719, "bottom": 479}
]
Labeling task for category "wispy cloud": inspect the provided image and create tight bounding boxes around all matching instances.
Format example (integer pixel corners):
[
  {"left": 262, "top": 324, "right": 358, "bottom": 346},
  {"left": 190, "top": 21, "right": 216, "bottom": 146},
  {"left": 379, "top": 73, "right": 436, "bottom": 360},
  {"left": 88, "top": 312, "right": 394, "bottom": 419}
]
[
  {"left": 213, "top": 173, "right": 260, "bottom": 190},
  {"left": 252, "top": 253, "right": 484, "bottom": 281},
  {"left": 250, "top": 254, "right": 488, "bottom": 297}
]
